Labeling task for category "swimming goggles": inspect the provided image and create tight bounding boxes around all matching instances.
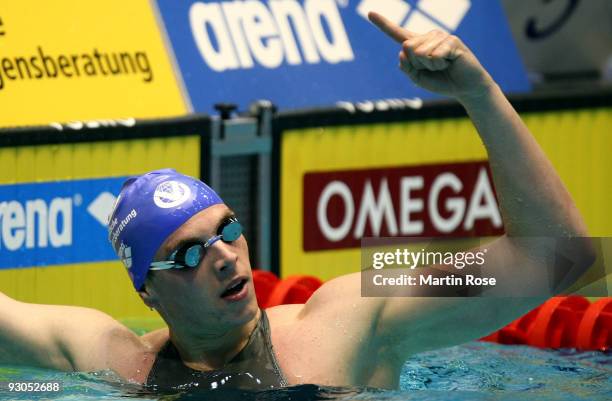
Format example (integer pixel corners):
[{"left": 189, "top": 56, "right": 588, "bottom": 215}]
[{"left": 149, "top": 217, "right": 243, "bottom": 271}]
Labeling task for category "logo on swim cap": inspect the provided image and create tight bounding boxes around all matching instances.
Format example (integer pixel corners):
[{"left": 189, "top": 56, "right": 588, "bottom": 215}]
[
  {"left": 118, "top": 243, "right": 132, "bottom": 269},
  {"left": 153, "top": 181, "right": 192, "bottom": 209}
]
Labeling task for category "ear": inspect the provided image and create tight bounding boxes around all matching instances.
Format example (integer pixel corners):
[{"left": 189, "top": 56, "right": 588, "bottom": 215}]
[{"left": 138, "top": 284, "right": 160, "bottom": 310}]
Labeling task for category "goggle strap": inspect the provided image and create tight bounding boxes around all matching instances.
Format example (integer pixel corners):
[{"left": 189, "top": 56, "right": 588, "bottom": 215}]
[
  {"left": 149, "top": 261, "right": 179, "bottom": 271},
  {"left": 203, "top": 234, "right": 223, "bottom": 248}
]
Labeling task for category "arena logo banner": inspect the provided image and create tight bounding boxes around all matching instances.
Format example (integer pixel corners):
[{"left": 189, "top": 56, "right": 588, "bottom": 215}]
[
  {"left": 0, "top": 177, "right": 126, "bottom": 269},
  {"left": 155, "top": 0, "right": 530, "bottom": 112},
  {"left": 303, "top": 161, "right": 504, "bottom": 251}
]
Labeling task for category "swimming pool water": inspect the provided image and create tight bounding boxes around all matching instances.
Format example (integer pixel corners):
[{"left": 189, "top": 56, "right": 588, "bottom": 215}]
[{"left": 1, "top": 341, "right": 610, "bottom": 400}]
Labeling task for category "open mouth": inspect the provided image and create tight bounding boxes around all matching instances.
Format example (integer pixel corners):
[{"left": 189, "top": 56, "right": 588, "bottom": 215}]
[{"left": 221, "top": 278, "right": 248, "bottom": 300}]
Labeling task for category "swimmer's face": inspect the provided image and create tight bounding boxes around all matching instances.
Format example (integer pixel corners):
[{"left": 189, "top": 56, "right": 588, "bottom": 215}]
[{"left": 140, "top": 204, "right": 258, "bottom": 327}]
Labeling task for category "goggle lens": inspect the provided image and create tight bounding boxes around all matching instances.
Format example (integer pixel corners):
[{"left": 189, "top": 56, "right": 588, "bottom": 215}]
[
  {"left": 184, "top": 245, "right": 203, "bottom": 267},
  {"left": 221, "top": 219, "right": 242, "bottom": 242}
]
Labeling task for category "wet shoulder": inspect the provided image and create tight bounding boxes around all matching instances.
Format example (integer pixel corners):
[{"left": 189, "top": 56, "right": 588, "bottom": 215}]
[
  {"left": 265, "top": 304, "right": 304, "bottom": 325},
  {"left": 140, "top": 327, "right": 170, "bottom": 353}
]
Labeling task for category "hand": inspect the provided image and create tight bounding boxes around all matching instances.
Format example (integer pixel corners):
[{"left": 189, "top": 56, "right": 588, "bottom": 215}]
[{"left": 368, "top": 11, "right": 496, "bottom": 102}]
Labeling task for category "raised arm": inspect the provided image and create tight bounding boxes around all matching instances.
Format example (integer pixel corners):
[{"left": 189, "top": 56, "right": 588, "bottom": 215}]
[
  {"left": 0, "top": 291, "right": 149, "bottom": 380},
  {"left": 302, "top": 12, "right": 595, "bottom": 362}
]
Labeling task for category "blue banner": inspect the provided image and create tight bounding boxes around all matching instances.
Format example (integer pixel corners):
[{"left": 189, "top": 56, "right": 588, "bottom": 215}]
[
  {"left": 0, "top": 177, "right": 127, "bottom": 269},
  {"left": 156, "top": 0, "right": 531, "bottom": 112}
]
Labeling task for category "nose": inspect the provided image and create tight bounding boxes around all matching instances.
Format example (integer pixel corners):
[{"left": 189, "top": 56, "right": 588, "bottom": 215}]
[{"left": 210, "top": 240, "right": 238, "bottom": 277}]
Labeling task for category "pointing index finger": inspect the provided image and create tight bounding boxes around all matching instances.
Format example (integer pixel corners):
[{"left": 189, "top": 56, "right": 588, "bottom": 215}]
[{"left": 368, "top": 11, "right": 415, "bottom": 43}]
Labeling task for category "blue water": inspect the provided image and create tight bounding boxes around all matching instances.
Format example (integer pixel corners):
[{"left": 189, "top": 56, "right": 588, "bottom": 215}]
[{"left": 0, "top": 342, "right": 610, "bottom": 400}]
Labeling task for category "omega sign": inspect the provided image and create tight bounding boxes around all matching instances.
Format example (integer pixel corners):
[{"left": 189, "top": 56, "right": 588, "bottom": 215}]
[{"left": 303, "top": 161, "right": 504, "bottom": 251}]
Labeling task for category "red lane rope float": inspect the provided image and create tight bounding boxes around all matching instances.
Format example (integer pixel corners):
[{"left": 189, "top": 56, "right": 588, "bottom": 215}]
[
  {"left": 482, "top": 296, "right": 612, "bottom": 350},
  {"left": 576, "top": 298, "right": 612, "bottom": 351},
  {"left": 526, "top": 296, "right": 590, "bottom": 348},
  {"left": 481, "top": 306, "right": 541, "bottom": 345},
  {"left": 252, "top": 270, "right": 280, "bottom": 309},
  {"left": 266, "top": 275, "right": 323, "bottom": 307}
]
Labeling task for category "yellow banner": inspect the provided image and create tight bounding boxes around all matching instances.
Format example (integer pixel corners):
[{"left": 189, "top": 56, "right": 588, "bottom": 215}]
[
  {"left": 281, "top": 107, "right": 612, "bottom": 289},
  {"left": 0, "top": 0, "right": 187, "bottom": 126}
]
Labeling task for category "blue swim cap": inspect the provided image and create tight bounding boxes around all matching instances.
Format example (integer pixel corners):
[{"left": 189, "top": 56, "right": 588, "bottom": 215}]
[{"left": 108, "top": 169, "right": 223, "bottom": 290}]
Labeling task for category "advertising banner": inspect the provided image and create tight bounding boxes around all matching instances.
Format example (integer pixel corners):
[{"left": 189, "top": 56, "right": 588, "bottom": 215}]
[
  {"left": 304, "top": 161, "right": 503, "bottom": 251},
  {"left": 0, "top": 177, "right": 125, "bottom": 269},
  {"left": 280, "top": 107, "right": 612, "bottom": 281},
  {"left": 156, "top": 0, "right": 530, "bottom": 112},
  {"left": 0, "top": 134, "right": 200, "bottom": 317},
  {"left": 501, "top": 0, "right": 612, "bottom": 79},
  {"left": 0, "top": 0, "right": 188, "bottom": 127}
]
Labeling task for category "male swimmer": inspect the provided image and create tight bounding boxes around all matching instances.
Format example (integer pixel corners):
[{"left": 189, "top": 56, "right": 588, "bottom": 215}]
[{"left": 0, "top": 12, "right": 594, "bottom": 390}]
